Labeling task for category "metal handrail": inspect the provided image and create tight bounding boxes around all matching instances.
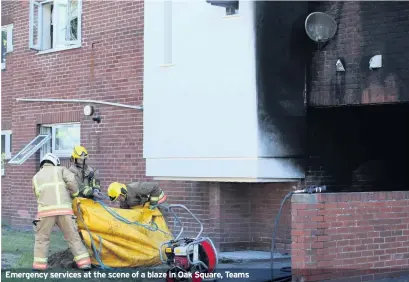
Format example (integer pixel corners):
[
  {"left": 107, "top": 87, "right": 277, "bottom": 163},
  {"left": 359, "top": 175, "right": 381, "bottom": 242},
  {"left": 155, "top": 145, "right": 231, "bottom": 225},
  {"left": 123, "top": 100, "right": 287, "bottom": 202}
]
[
  {"left": 167, "top": 204, "right": 204, "bottom": 240},
  {"left": 159, "top": 204, "right": 206, "bottom": 263}
]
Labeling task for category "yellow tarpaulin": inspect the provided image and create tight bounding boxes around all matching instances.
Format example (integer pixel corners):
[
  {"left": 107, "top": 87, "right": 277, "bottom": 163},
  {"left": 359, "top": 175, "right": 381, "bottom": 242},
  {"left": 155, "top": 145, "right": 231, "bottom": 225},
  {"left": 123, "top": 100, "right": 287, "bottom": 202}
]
[{"left": 72, "top": 198, "right": 174, "bottom": 268}]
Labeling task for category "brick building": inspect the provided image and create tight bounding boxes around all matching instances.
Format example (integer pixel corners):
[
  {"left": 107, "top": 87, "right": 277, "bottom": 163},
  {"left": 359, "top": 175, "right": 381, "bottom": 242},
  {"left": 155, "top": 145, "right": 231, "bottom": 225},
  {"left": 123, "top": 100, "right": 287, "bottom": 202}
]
[
  {"left": 2, "top": 1, "right": 409, "bottom": 281},
  {"left": 1, "top": 0, "right": 295, "bottom": 253},
  {"left": 292, "top": 1, "right": 409, "bottom": 281}
]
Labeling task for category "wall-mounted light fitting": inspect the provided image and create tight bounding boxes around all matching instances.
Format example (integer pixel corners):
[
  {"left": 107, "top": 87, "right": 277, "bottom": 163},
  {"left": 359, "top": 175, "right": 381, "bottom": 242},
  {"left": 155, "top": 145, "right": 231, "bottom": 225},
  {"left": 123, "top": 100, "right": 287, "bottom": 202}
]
[
  {"left": 92, "top": 116, "right": 101, "bottom": 124},
  {"left": 336, "top": 59, "right": 345, "bottom": 72},
  {"left": 369, "top": 55, "right": 382, "bottom": 70},
  {"left": 84, "top": 105, "right": 94, "bottom": 116}
]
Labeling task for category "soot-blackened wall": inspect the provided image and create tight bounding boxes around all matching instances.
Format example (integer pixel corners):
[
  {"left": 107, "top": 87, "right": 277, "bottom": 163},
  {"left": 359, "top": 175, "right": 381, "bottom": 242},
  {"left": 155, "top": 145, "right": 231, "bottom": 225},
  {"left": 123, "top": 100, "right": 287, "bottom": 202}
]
[
  {"left": 303, "top": 103, "right": 409, "bottom": 192},
  {"left": 309, "top": 1, "right": 409, "bottom": 106},
  {"left": 254, "top": 1, "right": 310, "bottom": 158}
]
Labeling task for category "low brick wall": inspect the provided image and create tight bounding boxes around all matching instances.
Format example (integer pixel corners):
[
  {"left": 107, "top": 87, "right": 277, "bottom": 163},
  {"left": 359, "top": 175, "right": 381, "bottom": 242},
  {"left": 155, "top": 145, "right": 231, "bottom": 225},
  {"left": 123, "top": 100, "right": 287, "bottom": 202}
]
[{"left": 291, "top": 191, "right": 409, "bottom": 282}]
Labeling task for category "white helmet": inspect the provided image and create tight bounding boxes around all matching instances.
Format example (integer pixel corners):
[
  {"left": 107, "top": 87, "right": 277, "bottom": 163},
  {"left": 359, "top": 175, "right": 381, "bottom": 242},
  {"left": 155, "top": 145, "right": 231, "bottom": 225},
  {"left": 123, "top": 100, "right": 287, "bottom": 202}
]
[{"left": 40, "top": 153, "right": 61, "bottom": 166}]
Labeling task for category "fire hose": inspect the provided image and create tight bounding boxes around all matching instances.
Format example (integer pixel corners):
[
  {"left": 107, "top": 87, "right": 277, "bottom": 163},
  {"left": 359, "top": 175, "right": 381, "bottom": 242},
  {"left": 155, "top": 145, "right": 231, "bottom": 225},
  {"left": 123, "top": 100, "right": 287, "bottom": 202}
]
[{"left": 269, "top": 185, "right": 327, "bottom": 282}]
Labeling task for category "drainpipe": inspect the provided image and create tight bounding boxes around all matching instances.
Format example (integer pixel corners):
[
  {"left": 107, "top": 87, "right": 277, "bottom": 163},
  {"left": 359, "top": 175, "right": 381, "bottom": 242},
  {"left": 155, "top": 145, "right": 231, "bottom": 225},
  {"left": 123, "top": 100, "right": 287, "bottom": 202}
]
[{"left": 15, "top": 98, "right": 143, "bottom": 110}]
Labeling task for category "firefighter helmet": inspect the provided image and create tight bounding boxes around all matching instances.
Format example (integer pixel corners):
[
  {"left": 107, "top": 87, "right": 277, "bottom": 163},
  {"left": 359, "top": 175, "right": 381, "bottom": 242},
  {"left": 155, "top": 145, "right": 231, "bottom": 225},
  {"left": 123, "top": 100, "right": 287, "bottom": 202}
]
[
  {"left": 71, "top": 145, "right": 88, "bottom": 160},
  {"left": 108, "top": 182, "right": 128, "bottom": 201},
  {"left": 40, "top": 153, "right": 61, "bottom": 167}
]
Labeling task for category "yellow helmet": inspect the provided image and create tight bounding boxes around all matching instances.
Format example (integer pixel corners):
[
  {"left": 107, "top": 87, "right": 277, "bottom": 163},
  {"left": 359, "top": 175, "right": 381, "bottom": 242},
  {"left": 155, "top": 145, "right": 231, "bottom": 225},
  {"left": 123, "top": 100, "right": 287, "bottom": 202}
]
[
  {"left": 107, "top": 182, "right": 127, "bottom": 201},
  {"left": 71, "top": 145, "right": 88, "bottom": 160}
]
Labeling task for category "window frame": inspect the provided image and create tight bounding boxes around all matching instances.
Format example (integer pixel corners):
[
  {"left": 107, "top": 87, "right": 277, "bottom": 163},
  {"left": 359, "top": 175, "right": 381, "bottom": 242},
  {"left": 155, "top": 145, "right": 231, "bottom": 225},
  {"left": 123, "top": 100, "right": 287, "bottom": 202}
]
[
  {"left": 8, "top": 134, "right": 51, "bottom": 166},
  {"left": 2, "top": 24, "right": 13, "bottom": 53},
  {"left": 29, "top": 0, "right": 82, "bottom": 53},
  {"left": 1, "top": 130, "right": 12, "bottom": 160},
  {"left": 41, "top": 122, "right": 81, "bottom": 158},
  {"left": 1, "top": 24, "right": 13, "bottom": 70}
]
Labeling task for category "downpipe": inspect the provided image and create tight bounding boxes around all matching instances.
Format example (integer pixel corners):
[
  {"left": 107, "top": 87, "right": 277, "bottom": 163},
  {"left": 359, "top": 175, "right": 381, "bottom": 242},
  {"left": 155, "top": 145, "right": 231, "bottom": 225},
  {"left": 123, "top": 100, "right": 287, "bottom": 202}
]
[{"left": 269, "top": 185, "right": 327, "bottom": 282}]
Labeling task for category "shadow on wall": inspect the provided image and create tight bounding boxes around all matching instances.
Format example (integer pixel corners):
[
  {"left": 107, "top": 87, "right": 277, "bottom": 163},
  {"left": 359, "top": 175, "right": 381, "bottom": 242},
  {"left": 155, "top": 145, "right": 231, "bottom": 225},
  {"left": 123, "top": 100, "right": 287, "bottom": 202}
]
[{"left": 309, "top": 1, "right": 409, "bottom": 106}]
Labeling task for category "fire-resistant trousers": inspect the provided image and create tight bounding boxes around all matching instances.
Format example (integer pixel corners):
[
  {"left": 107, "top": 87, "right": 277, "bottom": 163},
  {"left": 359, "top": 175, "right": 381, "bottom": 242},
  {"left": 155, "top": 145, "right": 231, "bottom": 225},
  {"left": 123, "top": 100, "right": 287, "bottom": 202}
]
[{"left": 32, "top": 215, "right": 91, "bottom": 270}]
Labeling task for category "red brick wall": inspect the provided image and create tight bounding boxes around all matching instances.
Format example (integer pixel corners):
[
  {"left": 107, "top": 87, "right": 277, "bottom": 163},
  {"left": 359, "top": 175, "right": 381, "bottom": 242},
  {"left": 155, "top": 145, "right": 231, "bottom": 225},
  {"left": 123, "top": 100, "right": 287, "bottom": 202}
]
[
  {"left": 0, "top": 0, "right": 209, "bottom": 231},
  {"left": 1, "top": 0, "right": 292, "bottom": 253},
  {"left": 204, "top": 182, "right": 295, "bottom": 253},
  {"left": 219, "top": 183, "right": 252, "bottom": 250},
  {"left": 291, "top": 191, "right": 409, "bottom": 282},
  {"left": 249, "top": 183, "right": 294, "bottom": 253},
  {"left": 1, "top": 0, "right": 149, "bottom": 227}
]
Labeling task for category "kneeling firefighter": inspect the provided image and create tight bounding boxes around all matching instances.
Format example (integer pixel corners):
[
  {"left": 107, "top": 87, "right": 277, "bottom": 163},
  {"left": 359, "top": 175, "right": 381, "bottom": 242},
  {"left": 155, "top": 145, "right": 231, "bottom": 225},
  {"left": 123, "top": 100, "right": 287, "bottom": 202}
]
[
  {"left": 32, "top": 153, "right": 91, "bottom": 271},
  {"left": 107, "top": 181, "right": 168, "bottom": 211},
  {"left": 69, "top": 145, "right": 102, "bottom": 199}
]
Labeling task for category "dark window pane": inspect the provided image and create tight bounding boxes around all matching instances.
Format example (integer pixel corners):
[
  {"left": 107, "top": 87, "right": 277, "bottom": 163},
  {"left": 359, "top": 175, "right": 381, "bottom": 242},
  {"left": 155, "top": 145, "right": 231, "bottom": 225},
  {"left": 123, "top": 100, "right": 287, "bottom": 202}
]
[{"left": 1, "top": 135, "right": 5, "bottom": 154}]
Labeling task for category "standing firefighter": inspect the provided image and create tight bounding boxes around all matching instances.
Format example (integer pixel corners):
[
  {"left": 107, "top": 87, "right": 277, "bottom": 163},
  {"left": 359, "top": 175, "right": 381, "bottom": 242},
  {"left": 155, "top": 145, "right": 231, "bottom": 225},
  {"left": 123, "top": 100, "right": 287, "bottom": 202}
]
[
  {"left": 69, "top": 145, "right": 101, "bottom": 199},
  {"left": 32, "top": 153, "right": 91, "bottom": 271},
  {"left": 107, "top": 181, "right": 168, "bottom": 211}
]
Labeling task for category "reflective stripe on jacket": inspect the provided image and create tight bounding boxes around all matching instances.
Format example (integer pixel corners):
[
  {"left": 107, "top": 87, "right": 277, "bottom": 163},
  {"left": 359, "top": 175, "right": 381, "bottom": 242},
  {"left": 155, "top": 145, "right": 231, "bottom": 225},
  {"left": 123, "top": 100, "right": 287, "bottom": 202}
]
[{"left": 32, "top": 164, "right": 79, "bottom": 218}]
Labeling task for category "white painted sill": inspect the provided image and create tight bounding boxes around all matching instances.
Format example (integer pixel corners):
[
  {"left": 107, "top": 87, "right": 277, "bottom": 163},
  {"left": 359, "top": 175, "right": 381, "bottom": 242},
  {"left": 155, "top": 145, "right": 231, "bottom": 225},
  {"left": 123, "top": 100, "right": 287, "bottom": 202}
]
[
  {"left": 160, "top": 64, "right": 176, "bottom": 68},
  {"left": 37, "top": 45, "right": 81, "bottom": 55}
]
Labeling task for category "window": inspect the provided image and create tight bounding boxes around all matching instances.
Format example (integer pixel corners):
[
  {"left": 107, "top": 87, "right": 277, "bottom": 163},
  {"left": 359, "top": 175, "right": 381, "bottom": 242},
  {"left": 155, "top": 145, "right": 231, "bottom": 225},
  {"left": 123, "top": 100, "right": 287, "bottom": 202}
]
[
  {"left": 8, "top": 135, "right": 51, "bottom": 165},
  {"left": 29, "top": 0, "right": 82, "bottom": 53},
  {"left": 2, "top": 25, "right": 14, "bottom": 53},
  {"left": 1, "top": 130, "right": 12, "bottom": 175},
  {"left": 1, "top": 130, "right": 12, "bottom": 160},
  {"left": 1, "top": 24, "right": 13, "bottom": 70},
  {"left": 7, "top": 123, "right": 80, "bottom": 166},
  {"left": 41, "top": 123, "right": 80, "bottom": 158}
]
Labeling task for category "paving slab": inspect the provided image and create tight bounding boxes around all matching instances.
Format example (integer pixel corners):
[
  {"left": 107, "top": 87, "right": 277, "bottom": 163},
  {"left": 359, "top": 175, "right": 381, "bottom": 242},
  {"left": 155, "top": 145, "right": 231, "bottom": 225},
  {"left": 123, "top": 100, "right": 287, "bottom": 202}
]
[
  {"left": 146, "top": 259, "right": 291, "bottom": 282},
  {"left": 215, "top": 260, "right": 291, "bottom": 282}
]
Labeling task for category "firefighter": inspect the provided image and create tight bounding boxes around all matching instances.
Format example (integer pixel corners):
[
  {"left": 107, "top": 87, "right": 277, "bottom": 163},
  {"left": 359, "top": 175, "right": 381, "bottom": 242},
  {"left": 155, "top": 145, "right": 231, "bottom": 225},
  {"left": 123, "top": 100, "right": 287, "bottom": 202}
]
[
  {"left": 107, "top": 181, "right": 168, "bottom": 210},
  {"left": 32, "top": 153, "right": 91, "bottom": 271},
  {"left": 69, "top": 145, "right": 101, "bottom": 199}
]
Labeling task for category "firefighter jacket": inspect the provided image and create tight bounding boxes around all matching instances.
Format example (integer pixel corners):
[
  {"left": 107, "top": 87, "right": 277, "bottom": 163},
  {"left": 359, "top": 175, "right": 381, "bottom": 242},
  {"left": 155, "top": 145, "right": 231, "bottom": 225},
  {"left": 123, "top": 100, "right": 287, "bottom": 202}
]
[
  {"left": 32, "top": 163, "right": 79, "bottom": 218},
  {"left": 120, "top": 182, "right": 165, "bottom": 209},
  {"left": 69, "top": 164, "right": 95, "bottom": 196}
]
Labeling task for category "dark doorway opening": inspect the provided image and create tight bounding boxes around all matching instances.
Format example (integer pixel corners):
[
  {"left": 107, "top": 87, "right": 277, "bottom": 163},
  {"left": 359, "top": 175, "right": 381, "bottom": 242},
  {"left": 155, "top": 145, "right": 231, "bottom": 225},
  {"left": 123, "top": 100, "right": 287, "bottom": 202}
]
[{"left": 306, "top": 103, "right": 409, "bottom": 192}]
